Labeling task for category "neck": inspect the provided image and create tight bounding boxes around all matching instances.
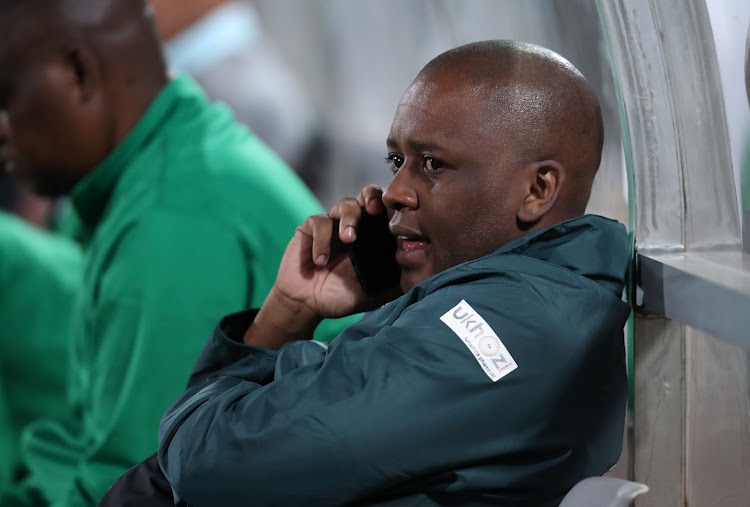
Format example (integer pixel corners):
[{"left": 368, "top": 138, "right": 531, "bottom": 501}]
[{"left": 110, "top": 70, "right": 168, "bottom": 150}]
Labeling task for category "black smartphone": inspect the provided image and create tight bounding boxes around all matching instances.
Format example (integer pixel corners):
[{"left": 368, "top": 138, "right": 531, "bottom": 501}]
[{"left": 346, "top": 211, "right": 400, "bottom": 295}]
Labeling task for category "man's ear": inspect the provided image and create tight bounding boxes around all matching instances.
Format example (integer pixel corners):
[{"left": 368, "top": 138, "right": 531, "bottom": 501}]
[
  {"left": 64, "top": 43, "right": 102, "bottom": 104},
  {"left": 516, "top": 160, "right": 565, "bottom": 225}
]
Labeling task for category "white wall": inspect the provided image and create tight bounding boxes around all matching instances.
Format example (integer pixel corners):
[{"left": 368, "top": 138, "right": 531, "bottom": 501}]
[
  {"left": 705, "top": 0, "right": 750, "bottom": 218},
  {"left": 253, "top": 0, "right": 628, "bottom": 224}
]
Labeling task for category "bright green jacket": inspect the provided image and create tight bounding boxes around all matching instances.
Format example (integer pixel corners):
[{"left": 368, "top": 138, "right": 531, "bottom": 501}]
[
  {"left": 0, "top": 214, "right": 82, "bottom": 499},
  {"left": 16, "top": 76, "right": 344, "bottom": 506}
]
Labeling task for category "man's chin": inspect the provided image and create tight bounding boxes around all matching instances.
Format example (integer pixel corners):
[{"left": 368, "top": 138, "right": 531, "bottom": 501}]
[
  {"left": 399, "top": 268, "right": 432, "bottom": 293},
  {"left": 20, "top": 174, "right": 75, "bottom": 198}
]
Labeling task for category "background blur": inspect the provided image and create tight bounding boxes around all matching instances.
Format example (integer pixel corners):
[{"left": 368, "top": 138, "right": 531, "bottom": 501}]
[
  {"left": 252, "top": 0, "right": 630, "bottom": 224},
  {"left": 2, "top": 1, "right": 750, "bottom": 504},
  {"left": 6, "top": 1, "right": 748, "bottom": 230}
]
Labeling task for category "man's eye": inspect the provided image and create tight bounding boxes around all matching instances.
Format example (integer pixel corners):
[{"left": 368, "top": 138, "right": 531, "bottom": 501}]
[
  {"left": 423, "top": 157, "right": 444, "bottom": 172},
  {"left": 385, "top": 154, "right": 404, "bottom": 172}
]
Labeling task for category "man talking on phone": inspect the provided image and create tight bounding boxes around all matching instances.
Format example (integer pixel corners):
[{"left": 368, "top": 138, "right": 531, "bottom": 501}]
[{"left": 106, "top": 40, "right": 630, "bottom": 506}]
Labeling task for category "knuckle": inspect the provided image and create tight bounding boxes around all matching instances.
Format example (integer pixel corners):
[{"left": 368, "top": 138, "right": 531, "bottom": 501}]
[
  {"left": 365, "top": 184, "right": 385, "bottom": 195},
  {"left": 339, "top": 197, "right": 360, "bottom": 211},
  {"left": 302, "top": 214, "right": 328, "bottom": 230}
]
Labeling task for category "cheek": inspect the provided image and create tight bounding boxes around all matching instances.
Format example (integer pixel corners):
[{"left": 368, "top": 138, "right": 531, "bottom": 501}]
[
  {"left": 429, "top": 193, "right": 515, "bottom": 268},
  {"left": 10, "top": 73, "right": 76, "bottom": 152},
  {"left": 11, "top": 67, "right": 107, "bottom": 170}
]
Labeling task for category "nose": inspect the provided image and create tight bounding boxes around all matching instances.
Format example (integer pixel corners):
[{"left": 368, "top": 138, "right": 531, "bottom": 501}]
[{"left": 382, "top": 166, "right": 418, "bottom": 211}]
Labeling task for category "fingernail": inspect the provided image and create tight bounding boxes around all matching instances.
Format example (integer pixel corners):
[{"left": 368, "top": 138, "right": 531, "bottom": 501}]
[
  {"left": 344, "top": 226, "right": 355, "bottom": 239},
  {"left": 316, "top": 254, "right": 327, "bottom": 265}
]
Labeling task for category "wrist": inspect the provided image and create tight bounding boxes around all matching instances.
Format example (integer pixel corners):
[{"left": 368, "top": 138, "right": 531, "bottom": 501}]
[{"left": 242, "top": 286, "right": 322, "bottom": 348}]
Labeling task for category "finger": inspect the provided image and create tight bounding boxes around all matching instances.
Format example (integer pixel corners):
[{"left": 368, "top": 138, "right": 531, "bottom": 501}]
[
  {"left": 300, "top": 214, "right": 334, "bottom": 266},
  {"left": 328, "top": 197, "right": 362, "bottom": 244},
  {"left": 357, "top": 185, "right": 386, "bottom": 216}
]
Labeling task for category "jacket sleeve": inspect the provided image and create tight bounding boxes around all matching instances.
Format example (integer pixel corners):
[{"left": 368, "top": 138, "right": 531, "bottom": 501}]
[
  {"left": 0, "top": 213, "right": 82, "bottom": 498},
  {"left": 44, "top": 210, "right": 254, "bottom": 506},
  {"left": 158, "top": 281, "right": 627, "bottom": 506}
]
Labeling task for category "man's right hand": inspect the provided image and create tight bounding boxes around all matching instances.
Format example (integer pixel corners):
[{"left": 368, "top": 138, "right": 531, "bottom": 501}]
[{"left": 243, "top": 185, "right": 401, "bottom": 348}]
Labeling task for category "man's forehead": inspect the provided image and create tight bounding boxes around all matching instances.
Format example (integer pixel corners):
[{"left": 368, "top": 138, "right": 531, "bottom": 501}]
[
  {"left": 393, "top": 81, "right": 464, "bottom": 129},
  {"left": 1, "top": 5, "right": 51, "bottom": 50},
  {"left": 389, "top": 80, "right": 505, "bottom": 150},
  {"left": 0, "top": 9, "right": 62, "bottom": 70},
  {"left": 399, "top": 75, "right": 494, "bottom": 112},
  {"left": 395, "top": 75, "right": 516, "bottom": 134}
]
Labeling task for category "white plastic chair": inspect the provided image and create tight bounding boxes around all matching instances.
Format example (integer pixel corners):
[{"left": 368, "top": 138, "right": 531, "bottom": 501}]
[{"left": 558, "top": 477, "right": 649, "bottom": 507}]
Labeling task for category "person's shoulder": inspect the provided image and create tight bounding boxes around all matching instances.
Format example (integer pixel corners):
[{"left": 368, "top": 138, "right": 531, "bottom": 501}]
[
  {"left": 409, "top": 248, "right": 629, "bottom": 347},
  {"left": 91, "top": 207, "right": 252, "bottom": 300},
  {"left": 151, "top": 106, "right": 322, "bottom": 220},
  {"left": 159, "top": 82, "right": 288, "bottom": 181},
  {"left": 0, "top": 211, "right": 81, "bottom": 260},
  {"left": 141, "top": 77, "right": 320, "bottom": 216},
  {"left": 423, "top": 217, "right": 629, "bottom": 298},
  {"left": 419, "top": 250, "right": 576, "bottom": 295}
]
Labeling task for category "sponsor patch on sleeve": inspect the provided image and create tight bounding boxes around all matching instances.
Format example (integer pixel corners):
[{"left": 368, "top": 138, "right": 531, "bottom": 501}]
[{"left": 440, "top": 299, "right": 518, "bottom": 382}]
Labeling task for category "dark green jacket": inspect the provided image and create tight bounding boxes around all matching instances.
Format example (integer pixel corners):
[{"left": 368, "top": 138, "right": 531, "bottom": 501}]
[{"left": 159, "top": 215, "right": 631, "bottom": 506}]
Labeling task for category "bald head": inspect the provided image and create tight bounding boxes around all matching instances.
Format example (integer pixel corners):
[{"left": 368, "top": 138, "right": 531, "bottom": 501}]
[
  {"left": 0, "top": 0, "right": 153, "bottom": 38},
  {"left": 383, "top": 40, "right": 608, "bottom": 288},
  {"left": 416, "top": 40, "right": 604, "bottom": 214},
  {"left": 0, "top": 0, "right": 168, "bottom": 195},
  {"left": 0, "top": 0, "right": 166, "bottom": 112}
]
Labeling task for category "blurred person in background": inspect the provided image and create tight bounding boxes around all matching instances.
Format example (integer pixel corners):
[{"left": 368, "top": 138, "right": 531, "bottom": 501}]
[
  {"left": 149, "top": 0, "right": 322, "bottom": 192},
  {"left": 0, "top": 213, "right": 81, "bottom": 501},
  {"left": 0, "top": 173, "right": 55, "bottom": 228},
  {"left": 0, "top": 0, "right": 346, "bottom": 504}
]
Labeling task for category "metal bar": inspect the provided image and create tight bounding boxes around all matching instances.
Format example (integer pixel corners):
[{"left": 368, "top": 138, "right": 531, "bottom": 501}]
[{"left": 638, "top": 250, "right": 750, "bottom": 350}]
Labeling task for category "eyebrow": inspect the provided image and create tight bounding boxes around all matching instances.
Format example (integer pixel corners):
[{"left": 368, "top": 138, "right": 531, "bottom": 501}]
[{"left": 386, "top": 137, "right": 444, "bottom": 153}]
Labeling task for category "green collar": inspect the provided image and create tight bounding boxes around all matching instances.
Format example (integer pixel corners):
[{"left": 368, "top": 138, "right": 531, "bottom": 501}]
[{"left": 70, "top": 76, "right": 194, "bottom": 229}]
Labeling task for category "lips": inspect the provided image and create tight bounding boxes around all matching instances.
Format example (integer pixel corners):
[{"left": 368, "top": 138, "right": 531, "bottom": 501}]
[
  {"left": 399, "top": 238, "right": 430, "bottom": 251},
  {"left": 389, "top": 216, "right": 430, "bottom": 265}
]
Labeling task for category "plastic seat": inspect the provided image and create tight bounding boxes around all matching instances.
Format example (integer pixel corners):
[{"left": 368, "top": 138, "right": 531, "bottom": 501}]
[{"left": 558, "top": 477, "right": 649, "bottom": 507}]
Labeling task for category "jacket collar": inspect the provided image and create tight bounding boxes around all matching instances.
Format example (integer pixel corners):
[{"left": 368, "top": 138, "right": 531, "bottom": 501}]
[
  {"left": 69, "top": 76, "right": 196, "bottom": 230},
  {"left": 492, "top": 215, "right": 630, "bottom": 295}
]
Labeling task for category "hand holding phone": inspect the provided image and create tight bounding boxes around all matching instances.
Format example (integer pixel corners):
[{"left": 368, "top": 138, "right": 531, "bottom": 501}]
[{"left": 346, "top": 210, "right": 400, "bottom": 295}]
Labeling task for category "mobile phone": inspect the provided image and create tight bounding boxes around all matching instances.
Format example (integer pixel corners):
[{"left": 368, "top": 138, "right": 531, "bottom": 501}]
[{"left": 346, "top": 210, "right": 400, "bottom": 295}]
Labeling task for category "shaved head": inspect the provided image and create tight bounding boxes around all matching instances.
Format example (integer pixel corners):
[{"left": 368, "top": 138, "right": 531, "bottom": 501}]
[
  {"left": 383, "top": 40, "right": 608, "bottom": 288},
  {"left": 0, "top": 0, "right": 164, "bottom": 90},
  {"left": 0, "top": 0, "right": 167, "bottom": 195},
  {"left": 0, "top": 0, "right": 160, "bottom": 61},
  {"left": 416, "top": 40, "right": 604, "bottom": 214},
  {"left": 0, "top": 0, "right": 154, "bottom": 45},
  {"left": 0, "top": 0, "right": 149, "bottom": 25}
]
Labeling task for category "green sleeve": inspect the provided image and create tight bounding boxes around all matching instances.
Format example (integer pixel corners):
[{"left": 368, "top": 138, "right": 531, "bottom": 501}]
[
  {"left": 0, "top": 373, "right": 14, "bottom": 497},
  {"left": 0, "top": 212, "right": 82, "bottom": 497},
  {"left": 31, "top": 210, "right": 251, "bottom": 506}
]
